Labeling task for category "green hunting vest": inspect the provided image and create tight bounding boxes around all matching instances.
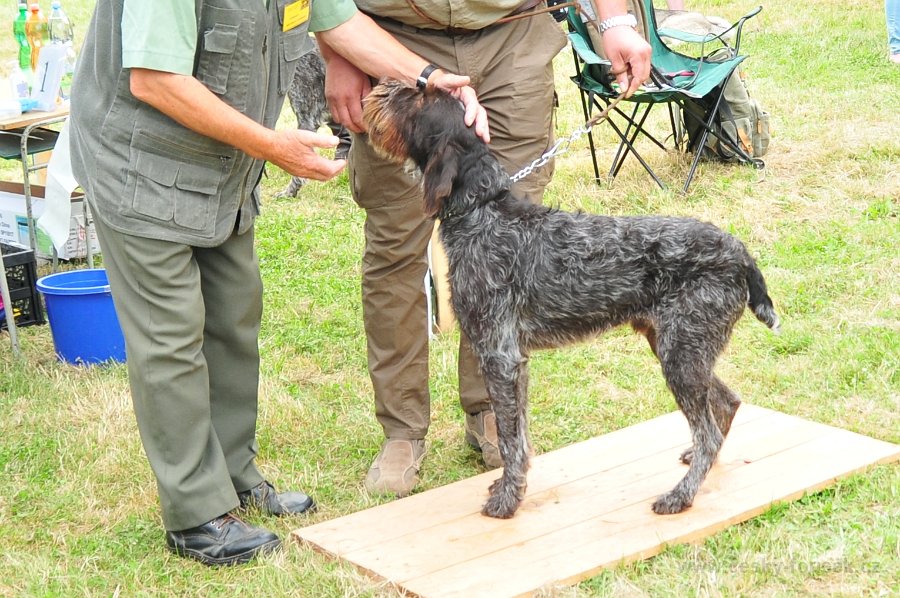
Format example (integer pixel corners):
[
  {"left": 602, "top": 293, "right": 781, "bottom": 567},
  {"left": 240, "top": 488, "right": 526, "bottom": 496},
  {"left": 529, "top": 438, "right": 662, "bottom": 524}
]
[{"left": 69, "top": 0, "right": 314, "bottom": 246}]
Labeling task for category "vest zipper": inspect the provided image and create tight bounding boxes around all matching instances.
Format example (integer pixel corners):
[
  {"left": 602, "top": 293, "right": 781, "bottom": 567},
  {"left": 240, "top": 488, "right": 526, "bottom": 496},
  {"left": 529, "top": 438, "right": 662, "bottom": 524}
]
[
  {"left": 139, "top": 129, "right": 233, "bottom": 171},
  {"left": 239, "top": 30, "right": 270, "bottom": 210}
]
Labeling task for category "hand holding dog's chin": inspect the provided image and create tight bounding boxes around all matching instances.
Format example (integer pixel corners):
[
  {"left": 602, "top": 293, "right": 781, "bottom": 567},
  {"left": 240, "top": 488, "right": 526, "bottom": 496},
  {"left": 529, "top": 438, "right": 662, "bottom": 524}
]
[
  {"left": 432, "top": 72, "right": 491, "bottom": 144},
  {"left": 267, "top": 129, "right": 347, "bottom": 182}
]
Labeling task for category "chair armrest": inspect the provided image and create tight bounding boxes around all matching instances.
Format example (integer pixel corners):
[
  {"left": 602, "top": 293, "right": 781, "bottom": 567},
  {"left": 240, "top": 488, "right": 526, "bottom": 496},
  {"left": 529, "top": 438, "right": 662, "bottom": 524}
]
[
  {"left": 729, "top": 5, "right": 763, "bottom": 54},
  {"left": 568, "top": 31, "right": 609, "bottom": 66},
  {"left": 660, "top": 6, "right": 762, "bottom": 55}
]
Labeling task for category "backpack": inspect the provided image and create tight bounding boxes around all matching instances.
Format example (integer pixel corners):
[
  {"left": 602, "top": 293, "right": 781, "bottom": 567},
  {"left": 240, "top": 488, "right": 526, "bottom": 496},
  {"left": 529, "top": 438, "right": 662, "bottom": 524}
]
[{"left": 687, "top": 67, "right": 771, "bottom": 163}]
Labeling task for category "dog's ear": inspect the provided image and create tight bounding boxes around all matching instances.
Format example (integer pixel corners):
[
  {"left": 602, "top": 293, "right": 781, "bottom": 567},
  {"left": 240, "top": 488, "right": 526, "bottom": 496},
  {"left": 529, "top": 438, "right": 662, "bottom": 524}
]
[{"left": 422, "top": 143, "right": 460, "bottom": 218}]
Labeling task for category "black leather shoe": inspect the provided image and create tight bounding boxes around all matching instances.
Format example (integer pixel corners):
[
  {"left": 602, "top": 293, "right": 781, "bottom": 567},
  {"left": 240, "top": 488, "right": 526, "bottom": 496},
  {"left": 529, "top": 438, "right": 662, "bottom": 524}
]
[
  {"left": 238, "top": 481, "right": 316, "bottom": 516},
  {"left": 165, "top": 514, "right": 280, "bottom": 566}
]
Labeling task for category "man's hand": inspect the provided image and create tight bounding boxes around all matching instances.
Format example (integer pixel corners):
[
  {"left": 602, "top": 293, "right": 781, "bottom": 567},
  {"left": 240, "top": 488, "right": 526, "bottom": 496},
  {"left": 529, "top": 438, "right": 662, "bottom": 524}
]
[
  {"left": 429, "top": 71, "right": 490, "bottom": 144},
  {"left": 266, "top": 129, "right": 346, "bottom": 181},
  {"left": 322, "top": 46, "right": 371, "bottom": 134},
  {"left": 601, "top": 25, "right": 652, "bottom": 97}
]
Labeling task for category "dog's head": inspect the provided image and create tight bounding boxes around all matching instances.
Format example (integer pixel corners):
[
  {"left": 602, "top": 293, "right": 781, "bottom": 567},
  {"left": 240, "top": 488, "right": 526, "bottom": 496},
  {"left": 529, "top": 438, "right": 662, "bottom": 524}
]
[{"left": 363, "top": 80, "right": 507, "bottom": 218}]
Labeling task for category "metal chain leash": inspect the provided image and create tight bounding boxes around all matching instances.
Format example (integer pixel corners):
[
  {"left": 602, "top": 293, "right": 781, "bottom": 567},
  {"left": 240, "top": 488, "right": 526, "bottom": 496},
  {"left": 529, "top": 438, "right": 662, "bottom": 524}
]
[{"left": 509, "top": 93, "right": 626, "bottom": 183}]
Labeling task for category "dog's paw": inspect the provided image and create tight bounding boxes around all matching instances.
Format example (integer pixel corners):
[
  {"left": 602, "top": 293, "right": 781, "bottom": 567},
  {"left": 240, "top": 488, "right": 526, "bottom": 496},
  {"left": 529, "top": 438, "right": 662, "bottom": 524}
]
[
  {"left": 482, "top": 493, "right": 518, "bottom": 519},
  {"left": 679, "top": 447, "right": 694, "bottom": 465},
  {"left": 275, "top": 178, "right": 307, "bottom": 199},
  {"left": 652, "top": 491, "right": 692, "bottom": 515}
]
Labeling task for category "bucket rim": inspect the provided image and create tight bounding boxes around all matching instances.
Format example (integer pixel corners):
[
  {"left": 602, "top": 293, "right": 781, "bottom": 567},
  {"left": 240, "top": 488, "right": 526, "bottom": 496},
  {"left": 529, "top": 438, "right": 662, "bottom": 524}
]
[{"left": 36, "top": 268, "right": 112, "bottom": 296}]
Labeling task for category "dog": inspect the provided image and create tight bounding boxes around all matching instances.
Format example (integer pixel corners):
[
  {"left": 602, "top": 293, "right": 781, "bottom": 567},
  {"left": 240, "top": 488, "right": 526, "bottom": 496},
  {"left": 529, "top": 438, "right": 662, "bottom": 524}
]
[
  {"left": 280, "top": 43, "right": 352, "bottom": 198},
  {"left": 362, "top": 80, "right": 781, "bottom": 519}
]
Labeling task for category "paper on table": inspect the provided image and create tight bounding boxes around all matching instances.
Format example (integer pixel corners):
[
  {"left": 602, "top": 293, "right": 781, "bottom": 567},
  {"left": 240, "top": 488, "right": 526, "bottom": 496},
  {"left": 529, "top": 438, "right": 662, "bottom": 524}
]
[{"left": 36, "top": 119, "right": 78, "bottom": 253}]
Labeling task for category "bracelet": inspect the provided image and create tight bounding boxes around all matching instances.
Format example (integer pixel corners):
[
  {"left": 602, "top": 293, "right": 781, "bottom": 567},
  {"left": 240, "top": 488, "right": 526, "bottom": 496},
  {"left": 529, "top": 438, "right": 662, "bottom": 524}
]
[
  {"left": 416, "top": 64, "right": 439, "bottom": 90},
  {"left": 598, "top": 14, "right": 637, "bottom": 34}
]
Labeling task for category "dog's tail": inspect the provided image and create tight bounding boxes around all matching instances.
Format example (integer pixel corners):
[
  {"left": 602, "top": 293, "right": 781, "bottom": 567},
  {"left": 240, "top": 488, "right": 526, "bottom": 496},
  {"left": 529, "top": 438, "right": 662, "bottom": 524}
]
[{"left": 746, "top": 260, "right": 781, "bottom": 334}]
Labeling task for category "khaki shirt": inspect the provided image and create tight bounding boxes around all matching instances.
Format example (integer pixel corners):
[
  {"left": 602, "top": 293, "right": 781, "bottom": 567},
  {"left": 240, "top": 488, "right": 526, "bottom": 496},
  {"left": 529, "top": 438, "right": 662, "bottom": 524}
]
[{"left": 355, "top": 0, "right": 532, "bottom": 30}]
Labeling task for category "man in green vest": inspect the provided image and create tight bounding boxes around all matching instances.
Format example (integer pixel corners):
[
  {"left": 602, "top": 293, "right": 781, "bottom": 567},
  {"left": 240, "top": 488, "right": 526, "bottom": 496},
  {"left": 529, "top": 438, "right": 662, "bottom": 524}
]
[
  {"left": 69, "top": 0, "right": 488, "bottom": 566},
  {"left": 320, "top": 0, "right": 651, "bottom": 498}
]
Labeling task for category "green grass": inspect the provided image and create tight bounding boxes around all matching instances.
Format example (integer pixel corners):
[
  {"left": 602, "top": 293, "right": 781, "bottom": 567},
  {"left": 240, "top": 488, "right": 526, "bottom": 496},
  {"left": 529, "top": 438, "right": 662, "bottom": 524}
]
[{"left": 1, "top": 0, "right": 898, "bottom": 596}]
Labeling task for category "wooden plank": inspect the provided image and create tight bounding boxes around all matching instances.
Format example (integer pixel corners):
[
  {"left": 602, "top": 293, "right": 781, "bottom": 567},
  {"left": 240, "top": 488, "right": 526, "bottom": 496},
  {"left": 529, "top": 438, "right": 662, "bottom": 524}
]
[
  {"left": 295, "top": 405, "right": 768, "bottom": 556},
  {"left": 292, "top": 406, "right": 899, "bottom": 597},
  {"left": 335, "top": 408, "right": 823, "bottom": 582},
  {"left": 403, "top": 430, "right": 898, "bottom": 597}
]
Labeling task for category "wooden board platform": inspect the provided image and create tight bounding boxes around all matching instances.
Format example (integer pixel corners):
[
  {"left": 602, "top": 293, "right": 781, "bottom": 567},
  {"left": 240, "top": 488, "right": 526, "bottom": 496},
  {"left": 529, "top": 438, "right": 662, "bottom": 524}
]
[{"left": 293, "top": 405, "right": 899, "bottom": 597}]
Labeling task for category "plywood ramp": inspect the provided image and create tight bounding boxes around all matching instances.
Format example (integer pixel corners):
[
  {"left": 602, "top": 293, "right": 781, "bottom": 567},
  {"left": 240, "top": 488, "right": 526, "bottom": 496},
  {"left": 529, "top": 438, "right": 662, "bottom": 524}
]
[{"left": 292, "top": 405, "right": 899, "bottom": 597}]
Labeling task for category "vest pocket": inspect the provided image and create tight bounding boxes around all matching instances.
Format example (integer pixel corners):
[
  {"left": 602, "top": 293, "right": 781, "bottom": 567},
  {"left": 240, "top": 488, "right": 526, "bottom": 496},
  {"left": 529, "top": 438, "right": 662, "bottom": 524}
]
[
  {"left": 196, "top": 6, "right": 251, "bottom": 111},
  {"left": 130, "top": 148, "right": 225, "bottom": 234},
  {"left": 198, "top": 24, "right": 238, "bottom": 94}
]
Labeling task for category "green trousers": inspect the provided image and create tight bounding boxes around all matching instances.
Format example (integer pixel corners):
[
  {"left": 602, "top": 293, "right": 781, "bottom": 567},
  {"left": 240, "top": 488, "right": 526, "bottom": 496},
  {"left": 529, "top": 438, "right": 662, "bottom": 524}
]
[{"left": 92, "top": 214, "right": 265, "bottom": 531}]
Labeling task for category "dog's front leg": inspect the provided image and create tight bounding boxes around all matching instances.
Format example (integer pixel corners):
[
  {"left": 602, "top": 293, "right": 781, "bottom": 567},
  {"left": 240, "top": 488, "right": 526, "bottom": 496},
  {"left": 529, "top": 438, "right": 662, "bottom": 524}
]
[{"left": 480, "top": 351, "right": 531, "bottom": 519}]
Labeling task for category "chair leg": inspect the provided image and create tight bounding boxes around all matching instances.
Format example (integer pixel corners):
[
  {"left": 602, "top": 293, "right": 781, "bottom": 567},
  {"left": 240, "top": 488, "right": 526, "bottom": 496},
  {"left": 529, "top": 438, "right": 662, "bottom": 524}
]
[
  {"left": 575, "top": 90, "right": 602, "bottom": 182},
  {"left": 604, "top": 119, "right": 667, "bottom": 189},
  {"left": 612, "top": 105, "right": 664, "bottom": 177},
  {"left": 680, "top": 91, "right": 762, "bottom": 193},
  {"left": 668, "top": 103, "right": 685, "bottom": 151}
]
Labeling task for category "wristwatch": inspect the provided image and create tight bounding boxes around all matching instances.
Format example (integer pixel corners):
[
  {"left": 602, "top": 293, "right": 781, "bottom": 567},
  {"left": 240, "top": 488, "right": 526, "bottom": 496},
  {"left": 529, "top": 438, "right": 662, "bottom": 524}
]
[
  {"left": 598, "top": 14, "right": 637, "bottom": 34},
  {"left": 416, "top": 64, "right": 439, "bottom": 90}
]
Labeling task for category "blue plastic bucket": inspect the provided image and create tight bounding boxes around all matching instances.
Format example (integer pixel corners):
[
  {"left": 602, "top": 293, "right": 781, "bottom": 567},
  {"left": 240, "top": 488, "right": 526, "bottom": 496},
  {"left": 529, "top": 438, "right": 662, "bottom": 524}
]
[{"left": 36, "top": 269, "right": 126, "bottom": 365}]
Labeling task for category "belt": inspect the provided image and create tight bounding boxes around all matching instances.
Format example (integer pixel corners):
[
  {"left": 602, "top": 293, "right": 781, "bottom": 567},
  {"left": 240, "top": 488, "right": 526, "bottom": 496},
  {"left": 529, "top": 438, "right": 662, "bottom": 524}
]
[{"left": 397, "top": 0, "right": 548, "bottom": 36}]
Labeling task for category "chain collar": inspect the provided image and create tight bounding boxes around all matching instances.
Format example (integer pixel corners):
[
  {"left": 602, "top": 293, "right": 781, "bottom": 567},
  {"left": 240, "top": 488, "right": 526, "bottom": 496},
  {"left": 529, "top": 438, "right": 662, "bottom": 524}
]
[{"left": 510, "top": 93, "right": 626, "bottom": 183}]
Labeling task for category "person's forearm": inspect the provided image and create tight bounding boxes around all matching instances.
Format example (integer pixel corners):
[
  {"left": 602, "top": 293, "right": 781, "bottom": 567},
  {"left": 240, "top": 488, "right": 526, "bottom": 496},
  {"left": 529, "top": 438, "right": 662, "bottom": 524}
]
[
  {"left": 129, "top": 68, "right": 276, "bottom": 160},
  {"left": 316, "top": 12, "right": 431, "bottom": 86}
]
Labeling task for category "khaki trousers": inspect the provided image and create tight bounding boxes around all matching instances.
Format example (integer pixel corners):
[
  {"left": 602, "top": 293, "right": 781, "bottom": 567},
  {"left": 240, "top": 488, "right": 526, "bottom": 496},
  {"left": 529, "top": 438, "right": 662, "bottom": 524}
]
[
  {"left": 92, "top": 214, "right": 265, "bottom": 531},
  {"left": 349, "top": 13, "right": 567, "bottom": 439}
]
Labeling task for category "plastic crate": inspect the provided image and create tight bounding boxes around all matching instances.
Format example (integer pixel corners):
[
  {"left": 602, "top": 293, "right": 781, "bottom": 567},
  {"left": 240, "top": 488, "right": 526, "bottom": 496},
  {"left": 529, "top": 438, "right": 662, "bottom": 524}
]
[{"left": 1, "top": 241, "right": 45, "bottom": 329}]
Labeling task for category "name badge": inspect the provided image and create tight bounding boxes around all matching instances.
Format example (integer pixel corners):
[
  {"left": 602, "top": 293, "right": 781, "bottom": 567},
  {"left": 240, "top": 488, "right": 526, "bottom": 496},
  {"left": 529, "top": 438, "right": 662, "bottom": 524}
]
[{"left": 283, "top": 0, "right": 310, "bottom": 31}]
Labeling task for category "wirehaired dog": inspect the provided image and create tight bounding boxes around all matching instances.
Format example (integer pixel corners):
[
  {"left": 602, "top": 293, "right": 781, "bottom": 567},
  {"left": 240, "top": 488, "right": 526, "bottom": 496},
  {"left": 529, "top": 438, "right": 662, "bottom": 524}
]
[
  {"left": 280, "top": 44, "right": 352, "bottom": 198},
  {"left": 362, "top": 80, "right": 781, "bottom": 519}
]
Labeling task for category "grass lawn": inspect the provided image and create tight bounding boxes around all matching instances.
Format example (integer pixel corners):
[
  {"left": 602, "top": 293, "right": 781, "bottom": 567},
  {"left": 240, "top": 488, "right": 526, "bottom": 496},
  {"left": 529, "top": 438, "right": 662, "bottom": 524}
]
[{"left": 1, "top": 0, "right": 898, "bottom": 596}]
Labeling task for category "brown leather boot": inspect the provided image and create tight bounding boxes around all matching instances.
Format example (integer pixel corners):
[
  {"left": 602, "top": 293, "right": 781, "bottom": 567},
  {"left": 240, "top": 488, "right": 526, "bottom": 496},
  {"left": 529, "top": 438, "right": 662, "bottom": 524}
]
[
  {"left": 364, "top": 439, "right": 426, "bottom": 497},
  {"left": 465, "top": 410, "right": 503, "bottom": 469}
]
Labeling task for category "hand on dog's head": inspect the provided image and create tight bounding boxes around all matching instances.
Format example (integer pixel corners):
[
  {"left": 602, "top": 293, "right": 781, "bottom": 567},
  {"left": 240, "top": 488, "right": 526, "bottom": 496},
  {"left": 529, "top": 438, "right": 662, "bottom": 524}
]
[{"left": 363, "top": 80, "right": 487, "bottom": 217}]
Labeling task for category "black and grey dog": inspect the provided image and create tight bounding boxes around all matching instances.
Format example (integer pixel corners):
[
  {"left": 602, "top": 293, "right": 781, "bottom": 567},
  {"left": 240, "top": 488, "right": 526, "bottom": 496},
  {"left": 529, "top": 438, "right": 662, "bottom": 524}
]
[
  {"left": 280, "top": 44, "right": 352, "bottom": 198},
  {"left": 362, "top": 80, "right": 781, "bottom": 519}
]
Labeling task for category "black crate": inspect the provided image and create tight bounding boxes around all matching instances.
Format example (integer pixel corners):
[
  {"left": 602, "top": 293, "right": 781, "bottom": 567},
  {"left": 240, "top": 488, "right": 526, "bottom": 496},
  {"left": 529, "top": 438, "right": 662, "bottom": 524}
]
[{"left": 1, "top": 241, "right": 45, "bottom": 329}]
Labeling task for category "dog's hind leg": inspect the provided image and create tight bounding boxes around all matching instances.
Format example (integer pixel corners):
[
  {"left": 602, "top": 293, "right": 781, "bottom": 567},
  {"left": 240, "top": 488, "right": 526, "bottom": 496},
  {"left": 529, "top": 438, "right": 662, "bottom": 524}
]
[
  {"left": 709, "top": 376, "right": 741, "bottom": 436},
  {"left": 679, "top": 376, "right": 741, "bottom": 465},
  {"left": 652, "top": 340, "right": 723, "bottom": 514},
  {"left": 479, "top": 349, "right": 531, "bottom": 519}
]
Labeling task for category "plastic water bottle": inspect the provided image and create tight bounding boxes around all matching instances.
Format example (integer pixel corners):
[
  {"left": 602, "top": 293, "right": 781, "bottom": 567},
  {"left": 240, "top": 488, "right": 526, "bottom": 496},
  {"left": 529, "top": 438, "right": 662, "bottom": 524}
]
[
  {"left": 13, "top": 3, "right": 31, "bottom": 73},
  {"left": 47, "top": 0, "right": 76, "bottom": 98},
  {"left": 25, "top": 3, "right": 49, "bottom": 73},
  {"left": 8, "top": 61, "right": 30, "bottom": 100}
]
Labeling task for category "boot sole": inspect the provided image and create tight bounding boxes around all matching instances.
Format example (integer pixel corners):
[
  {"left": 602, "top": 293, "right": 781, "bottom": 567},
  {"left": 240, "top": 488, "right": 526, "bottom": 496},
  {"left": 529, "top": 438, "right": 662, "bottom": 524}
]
[{"left": 168, "top": 537, "right": 282, "bottom": 566}]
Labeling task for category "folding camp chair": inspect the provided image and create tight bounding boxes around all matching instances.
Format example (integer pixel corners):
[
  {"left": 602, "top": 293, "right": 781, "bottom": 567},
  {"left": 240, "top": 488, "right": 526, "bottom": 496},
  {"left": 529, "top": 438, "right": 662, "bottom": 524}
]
[{"left": 567, "top": 0, "right": 763, "bottom": 192}]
